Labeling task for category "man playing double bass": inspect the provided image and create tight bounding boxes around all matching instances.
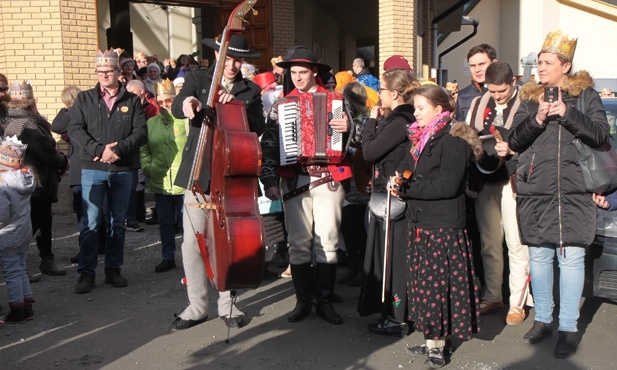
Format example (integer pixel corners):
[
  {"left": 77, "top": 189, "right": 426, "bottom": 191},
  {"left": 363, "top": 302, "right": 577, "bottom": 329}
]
[{"left": 169, "top": 34, "right": 264, "bottom": 331}]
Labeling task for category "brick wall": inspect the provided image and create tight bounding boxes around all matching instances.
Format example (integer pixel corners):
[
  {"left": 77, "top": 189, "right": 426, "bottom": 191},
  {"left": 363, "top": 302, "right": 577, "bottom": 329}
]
[
  {"left": 0, "top": 0, "right": 97, "bottom": 125},
  {"left": 378, "top": 0, "right": 417, "bottom": 75},
  {"left": 272, "top": 0, "right": 294, "bottom": 59}
]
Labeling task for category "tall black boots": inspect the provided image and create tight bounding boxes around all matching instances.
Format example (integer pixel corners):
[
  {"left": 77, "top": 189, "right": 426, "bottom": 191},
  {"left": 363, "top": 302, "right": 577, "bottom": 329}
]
[
  {"left": 288, "top": 263, "right": 313, "bottom": 322},
  {"left": 287, "top": 263, "right": 343, "bottom": 325}
]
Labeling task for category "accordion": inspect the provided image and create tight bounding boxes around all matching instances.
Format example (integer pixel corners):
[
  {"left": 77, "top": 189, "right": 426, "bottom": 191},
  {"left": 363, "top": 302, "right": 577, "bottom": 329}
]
[{"left": 278, "top": 92, "right": 344, "bottom": 166}]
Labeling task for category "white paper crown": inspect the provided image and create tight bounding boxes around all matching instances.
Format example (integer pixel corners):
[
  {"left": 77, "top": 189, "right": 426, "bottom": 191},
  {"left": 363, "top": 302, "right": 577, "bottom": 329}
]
[{"left": 0, "top": 135, "right": 28, "bottom": 170}]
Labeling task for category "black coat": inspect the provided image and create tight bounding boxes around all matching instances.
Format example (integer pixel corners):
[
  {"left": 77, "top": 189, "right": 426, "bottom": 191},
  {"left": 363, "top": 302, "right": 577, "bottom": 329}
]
[
  {"left": 397, "top": 121, "right": 481, "bottom": 229},
  {"left": 51, "top": 107, "right": 82, "bottom": 186},
  {"left": 362, "top": 104, "right": 414, "bottom": 189},
  {"left": 455, "top": 82, "right": 484, "bottom": 122},
  {"left": 171, "top": 65, "right": 264, "bottom": 189},
  {"left": 68, "top": 83, "right": 147, "bottom": 172},
  {"left": 4, "top": 108, "right": 68, "bottom": 202},
  {"left": 508, "top": 72, "right": 609, "bottom": 247}
]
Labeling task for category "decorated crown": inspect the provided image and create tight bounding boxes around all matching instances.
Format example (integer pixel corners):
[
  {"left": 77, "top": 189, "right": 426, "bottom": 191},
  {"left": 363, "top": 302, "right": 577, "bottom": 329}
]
[
  {"left": 541, "top": 30, "right": 577, "bottom": 62},
  {"left": 154, "top": 79, "right": 174, "bottom": 97},
  {"left": 96, "top": 49, "right": 119, "bottom": 66},
  {"left": 0, "top": 136, "right": 27, "bottom": 170},
  {"left": 9, "top": 81, "right": 33, "bottom": 100}
]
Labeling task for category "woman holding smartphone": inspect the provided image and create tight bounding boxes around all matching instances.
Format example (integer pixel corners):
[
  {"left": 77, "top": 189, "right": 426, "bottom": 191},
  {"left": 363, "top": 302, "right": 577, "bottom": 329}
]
[{"left": 508, "top": 30, "right": 608, "bottom": 359}]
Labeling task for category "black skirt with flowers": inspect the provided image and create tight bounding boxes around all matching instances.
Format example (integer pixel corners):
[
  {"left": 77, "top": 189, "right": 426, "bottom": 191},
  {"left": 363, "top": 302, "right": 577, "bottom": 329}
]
[{"left": 407, "top": 227, "right": 481, "bottom": 340}]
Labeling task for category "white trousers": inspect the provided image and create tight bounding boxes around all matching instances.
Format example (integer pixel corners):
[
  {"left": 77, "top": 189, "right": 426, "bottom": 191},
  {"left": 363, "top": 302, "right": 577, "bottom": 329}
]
[
  {"left": 475, "top": 180, "right": 533, "bottom": 308},
  {"left": 177, "top": 190, "right": 244, "bottom": 321},
  {"left": 282, "top": 174, "right": 345, "bottom": 265}
]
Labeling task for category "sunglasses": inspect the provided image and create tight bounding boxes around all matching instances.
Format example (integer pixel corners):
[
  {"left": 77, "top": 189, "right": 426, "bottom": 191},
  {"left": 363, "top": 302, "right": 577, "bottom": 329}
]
[
  {"left": 157, "top": 98, "right": 173, "bottom": 106},
  {"left": 0, "top": 87, "right": 8, "bottom": 92}
]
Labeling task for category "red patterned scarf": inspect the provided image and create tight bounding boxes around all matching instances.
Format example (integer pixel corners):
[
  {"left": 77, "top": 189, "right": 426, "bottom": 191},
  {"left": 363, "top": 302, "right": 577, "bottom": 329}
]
[{"left": 407, "top": 111, "right": 451, "bottom": 163}]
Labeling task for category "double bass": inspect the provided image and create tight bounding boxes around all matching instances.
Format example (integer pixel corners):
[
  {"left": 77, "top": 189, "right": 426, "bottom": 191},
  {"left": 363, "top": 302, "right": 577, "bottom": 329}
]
[{"left": 188, "top": 0, "right": 265, "bottom": 292}]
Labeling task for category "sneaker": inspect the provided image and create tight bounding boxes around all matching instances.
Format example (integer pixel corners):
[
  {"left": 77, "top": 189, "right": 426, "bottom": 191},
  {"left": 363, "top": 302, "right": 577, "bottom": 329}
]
[
  {"left": 75, "top": 273, "right": 95, "bottom": 294},
  {"left": 479, "top": 300, "right": 504, "bottom": 315},
  {"left": 155, "top": 260, "right": 176, "bottom": 273},
  {"left": 506, "top": 306, "right": 526, "bottom": 326},
  {"left": 104, "top": 269, "right": 128, "bottom": 287},
  {"left": 125, "top": 223, "right": 144, "bottom": 232},
  {"left": 368, "top": 318, "right": 408, "bottom": 337}
]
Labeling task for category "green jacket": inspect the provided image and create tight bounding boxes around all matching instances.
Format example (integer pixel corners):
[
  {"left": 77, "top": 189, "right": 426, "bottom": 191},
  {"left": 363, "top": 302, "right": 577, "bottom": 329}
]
[{"left": 140, "top": 110, "right": 188, "bottom": 195}]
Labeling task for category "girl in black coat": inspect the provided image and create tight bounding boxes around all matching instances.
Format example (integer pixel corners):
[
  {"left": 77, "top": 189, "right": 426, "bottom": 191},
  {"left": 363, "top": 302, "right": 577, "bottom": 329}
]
[{"left": 394, "top": 85, "right": 482, "bottom": 368}]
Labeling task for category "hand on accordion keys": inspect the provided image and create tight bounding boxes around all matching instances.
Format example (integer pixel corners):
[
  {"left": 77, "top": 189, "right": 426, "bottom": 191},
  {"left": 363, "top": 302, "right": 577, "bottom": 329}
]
[{"left": 329, "top": 111, "right": 350, "bottom": 133}]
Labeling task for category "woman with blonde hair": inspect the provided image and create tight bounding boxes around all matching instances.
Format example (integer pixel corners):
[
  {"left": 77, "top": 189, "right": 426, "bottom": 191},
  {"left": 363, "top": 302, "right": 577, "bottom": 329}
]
[{"left": 358, "top": 68, "right": 419, "bottom": 337}]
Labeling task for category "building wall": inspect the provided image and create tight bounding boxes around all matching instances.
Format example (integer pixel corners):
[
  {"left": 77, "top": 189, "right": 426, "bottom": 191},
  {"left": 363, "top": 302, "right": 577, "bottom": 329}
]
[
  {"left": 439, "top": 0, "right": 617, "bottom": 86},
  {"left": 294, "top": 0, "right": 340, "bottom": 71},
  {"left": 272, "top": 0, "right": 294, "bottom": 59},
  {"left": 379, "top": 0, "right": 417, "bottom": 76},
  {"left": 0, "top": 0, "right": 98, "bottom": 123}
]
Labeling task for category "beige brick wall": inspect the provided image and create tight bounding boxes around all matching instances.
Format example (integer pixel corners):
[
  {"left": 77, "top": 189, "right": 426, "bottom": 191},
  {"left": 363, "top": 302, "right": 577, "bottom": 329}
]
[
  {"left": 272, "top": 0, "right": 294, "bottom": 59},
  {"left": 0, "top": 0, "right": 98, "bottom": 125},
  {"left": 379, "top": 0, "right": 417, "bottom": 76}
]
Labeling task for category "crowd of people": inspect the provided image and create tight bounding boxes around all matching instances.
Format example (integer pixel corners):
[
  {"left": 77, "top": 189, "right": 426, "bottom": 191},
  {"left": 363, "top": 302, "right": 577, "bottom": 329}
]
[{"left": 0, "top": 28, "right": 612, "bottom": 368}]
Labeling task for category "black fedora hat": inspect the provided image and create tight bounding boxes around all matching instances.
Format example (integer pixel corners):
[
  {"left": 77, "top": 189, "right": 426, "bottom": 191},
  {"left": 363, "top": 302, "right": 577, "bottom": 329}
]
[
  {"left": 276, "top": 46, "right": 331, "bottom": 74},
  {"left": 202, "top": 34, "right": 261, "bottom": 59}
]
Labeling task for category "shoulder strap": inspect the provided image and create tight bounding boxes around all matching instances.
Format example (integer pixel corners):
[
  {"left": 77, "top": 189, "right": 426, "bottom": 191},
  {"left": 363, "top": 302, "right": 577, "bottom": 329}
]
[{"left": 577, "top": 89, "right": 586, "bottom": 115}]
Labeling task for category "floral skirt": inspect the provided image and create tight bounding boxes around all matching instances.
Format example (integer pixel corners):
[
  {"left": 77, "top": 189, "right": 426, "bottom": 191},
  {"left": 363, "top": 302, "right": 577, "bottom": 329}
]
[{"left": 407, "top": 227, "right": 481, "bottom": 340}]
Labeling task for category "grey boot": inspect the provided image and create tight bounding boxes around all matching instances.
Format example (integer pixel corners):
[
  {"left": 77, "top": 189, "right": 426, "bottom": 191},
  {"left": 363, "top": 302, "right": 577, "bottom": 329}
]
[{"left": 39, "top": 257, "right": 66, "bottom": 276}]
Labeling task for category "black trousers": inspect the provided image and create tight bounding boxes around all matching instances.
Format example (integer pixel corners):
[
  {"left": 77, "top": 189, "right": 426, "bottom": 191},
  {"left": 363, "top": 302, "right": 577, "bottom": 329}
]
[{"left": 30, "top": 197, "right": 53, "bottom": 259}]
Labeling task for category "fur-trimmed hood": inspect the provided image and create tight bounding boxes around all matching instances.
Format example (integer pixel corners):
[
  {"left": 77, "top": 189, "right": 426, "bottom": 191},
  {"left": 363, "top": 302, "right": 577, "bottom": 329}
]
[
  {"left": 519, "top": 70, "right": 595, "bottom": 102},
  {"left": 450, "top": 121, "right": 483, "bottom": 161}
]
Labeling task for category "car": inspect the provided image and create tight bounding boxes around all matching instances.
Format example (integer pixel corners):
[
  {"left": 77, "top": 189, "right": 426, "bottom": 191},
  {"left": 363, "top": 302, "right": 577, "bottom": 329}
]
[{"left": 585, "top": 97, "right": 617, "bottom": 301}]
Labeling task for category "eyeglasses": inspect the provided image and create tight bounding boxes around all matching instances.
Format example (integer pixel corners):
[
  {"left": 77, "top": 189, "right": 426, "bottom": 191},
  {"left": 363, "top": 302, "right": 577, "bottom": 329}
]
[
  {"left": 96, "top": 69, "right": 116, "bottom": 76},
  {"left": 378, "top": 87, "right": 391, "bottom": 93},
  {"left": 157, "top": 98, "right": 173, "bottom": 106},
  {"left": 0, "top": 87, "right": 8, "bottom": 92}
]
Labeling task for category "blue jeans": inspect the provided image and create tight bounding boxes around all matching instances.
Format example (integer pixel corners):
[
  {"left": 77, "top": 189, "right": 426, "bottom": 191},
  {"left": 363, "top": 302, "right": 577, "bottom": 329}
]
[
  {"left": 79, "top": 169, "right": 133, "bottom": 275},
  {"left": 125, "top": 169, "right": 138, "bottom": 226},
  {"left": 72, "top": 185, "right": 109, "bottom": 249},
  {"left": 154, "top": 193, "right": 183, "bottom": 260},
  {"left": 529, "top": 245, "right": 585, "bottom": 332},
  {"left": 0, "top": 251, "right": 32, "bottom": 304}
]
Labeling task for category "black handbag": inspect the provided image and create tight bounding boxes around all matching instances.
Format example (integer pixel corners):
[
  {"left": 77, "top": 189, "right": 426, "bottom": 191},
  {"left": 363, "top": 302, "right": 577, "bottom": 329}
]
[
  {"left": 573, "top": 90, "right": 617, "bottom": 194},
  {"left": 368, "top": 191, "right": 407, "bottom": 221}
]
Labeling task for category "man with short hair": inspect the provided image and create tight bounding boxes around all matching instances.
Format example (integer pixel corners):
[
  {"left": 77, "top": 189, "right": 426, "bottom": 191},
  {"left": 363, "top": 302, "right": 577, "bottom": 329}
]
[
  {"left": 466, "top": 61, "right": 532, "bottom": 325},
  {"left": 456, "top": 44, "right": 497, "bottom": 121},
  {"left": 68, "top": 49, "right": 148, "bottom": 294},
  {"left": 261, "top": 47, "right": 351, "bottom": 325},
  {"left": 126, "top": 80, "right": 158, "bottom": 119},
  {"left": 352, "top": 57, "right": 380, "bottom": 91},
  {"left": 169, "top": 33, "right": 264, "bottom": 331}
]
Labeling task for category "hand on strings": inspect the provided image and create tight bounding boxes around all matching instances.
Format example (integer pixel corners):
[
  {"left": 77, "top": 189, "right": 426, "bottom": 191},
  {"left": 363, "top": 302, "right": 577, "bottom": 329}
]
[
  {"left": 183, "top": 97, "right": 202, "bottom": 119},
  {"left": 218, "top": 90, "right": 235, "bottom": 104}
]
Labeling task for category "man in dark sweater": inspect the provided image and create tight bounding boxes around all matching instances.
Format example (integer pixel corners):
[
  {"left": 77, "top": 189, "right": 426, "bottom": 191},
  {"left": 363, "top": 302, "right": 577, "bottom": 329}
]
[
  {"left": 68, "top": 49, "right": 148, "bottom": 294},
  {"left": 455, "top": 44, "right": 497, "bottom": 122}
]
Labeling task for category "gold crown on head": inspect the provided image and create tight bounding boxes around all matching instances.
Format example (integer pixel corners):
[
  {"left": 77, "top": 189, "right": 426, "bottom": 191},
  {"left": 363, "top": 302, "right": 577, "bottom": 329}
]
[
  {"left": 9, "top": 81, "right": 33, "bottom": 100},
  {"left": 154, "top": 79, "right": 174, "bottom": 97},
  {"left": 541, "top": 30, "right": 577, "bottom": 62},
  {"left": 0, "top": 135, "right": 27, "bottom": 170},
  {"left": 96, "top": 49, "right": 119, "bottom": 66}
]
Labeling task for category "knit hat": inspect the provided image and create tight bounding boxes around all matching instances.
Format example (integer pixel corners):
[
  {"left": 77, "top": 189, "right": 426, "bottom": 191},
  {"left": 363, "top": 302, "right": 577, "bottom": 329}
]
[
  {"left": 384, "top": 55, "right": 412, "bottom": 73},
  {"left": 335, "top": 71, "right": 354, "bottom": 93},
  {"left": 173, "top": 77, "right": 185, "bottom": 88}
]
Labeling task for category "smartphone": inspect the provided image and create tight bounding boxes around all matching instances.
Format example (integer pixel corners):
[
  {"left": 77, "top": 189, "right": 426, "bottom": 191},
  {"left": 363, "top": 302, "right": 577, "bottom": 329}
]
[{"left": 544, "top": 86, "right": 558, "bottom": 103}]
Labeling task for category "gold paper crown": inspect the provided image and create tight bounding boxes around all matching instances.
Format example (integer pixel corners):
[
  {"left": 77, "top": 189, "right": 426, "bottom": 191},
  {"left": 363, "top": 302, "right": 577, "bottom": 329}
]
[
  {"left": 154, "top": 79, "right": 174, "bottom": 97},
  {"left": 96, "top": 49, "right": 119, "bottom": 66},
  {"left": 9, "top": 81, "right": 33, "bottom": 100},
  {"left": 0, "top": 135, "right": 27, "bottom": 170},
  {"left": 541, "top": 30, "right": 577, "bottom": 62}
]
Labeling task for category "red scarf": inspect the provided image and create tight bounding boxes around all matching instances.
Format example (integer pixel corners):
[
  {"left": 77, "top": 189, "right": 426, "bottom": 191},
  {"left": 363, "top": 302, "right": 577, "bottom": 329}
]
[{"left": 407, "top": 111, "right": 451, "bottom": 163}]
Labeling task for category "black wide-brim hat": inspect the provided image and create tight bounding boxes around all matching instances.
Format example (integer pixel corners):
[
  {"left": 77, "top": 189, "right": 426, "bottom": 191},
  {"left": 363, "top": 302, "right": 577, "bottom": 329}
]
[
  {"left": 202, "top": 34, "right": 261, "bottom": 59},
  {"left": 276, "top": 46, "right": 331, "bottom": 74}
]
